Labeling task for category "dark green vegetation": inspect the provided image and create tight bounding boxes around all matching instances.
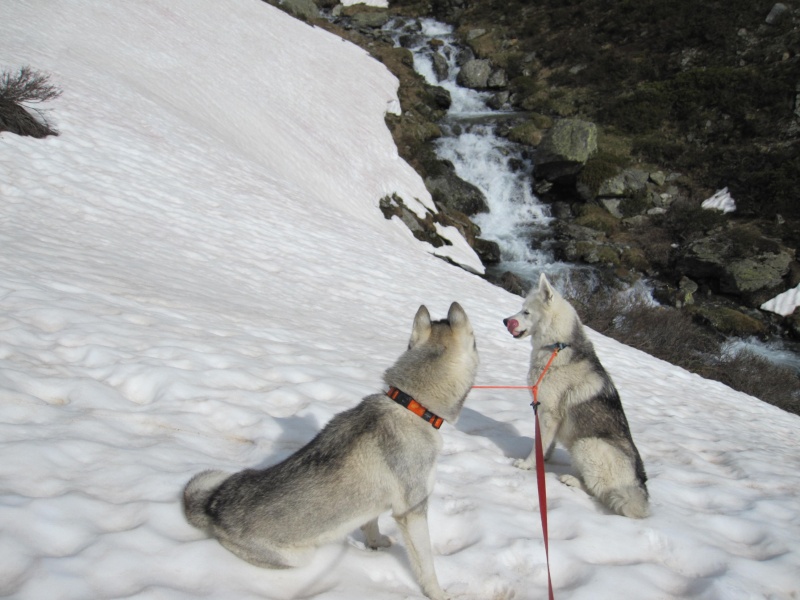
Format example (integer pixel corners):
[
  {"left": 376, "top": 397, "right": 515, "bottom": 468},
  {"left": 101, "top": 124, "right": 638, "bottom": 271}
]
[
  {"left": 383, "top": 0, "right": 799, "bottom": 412},
  {"left": 0, "top": 66, "right": 61, "bottom": 138},
  {"left": 568, "top": 282, "right": 800, "bottom": 415},
  {"left": 444, "top": 0, "right": 799, "bottom": 219}
]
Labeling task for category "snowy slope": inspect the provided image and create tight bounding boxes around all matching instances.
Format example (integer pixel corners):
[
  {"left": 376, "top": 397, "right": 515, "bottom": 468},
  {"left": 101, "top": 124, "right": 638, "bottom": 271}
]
[{"left": 1, "top": 2, "right": 799, "bottom": 599}]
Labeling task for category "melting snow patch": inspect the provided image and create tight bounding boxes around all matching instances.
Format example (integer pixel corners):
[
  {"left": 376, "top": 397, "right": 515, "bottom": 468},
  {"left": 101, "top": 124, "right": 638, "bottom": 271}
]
[
  {"left": 761, "top": 283, "right": 800, "bottom": 316},
  {"left": 701, "top": 187, "right": 736, "bottom": 213}
]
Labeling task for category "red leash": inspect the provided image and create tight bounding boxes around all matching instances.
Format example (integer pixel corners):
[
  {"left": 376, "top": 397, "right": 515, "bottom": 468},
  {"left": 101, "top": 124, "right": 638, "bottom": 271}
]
[{"left": 473, "top": 344, "right": 563, "bottom": 600}]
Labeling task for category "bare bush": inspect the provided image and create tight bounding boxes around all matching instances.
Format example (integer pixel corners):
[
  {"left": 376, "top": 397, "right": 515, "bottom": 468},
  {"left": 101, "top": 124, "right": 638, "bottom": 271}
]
[
  {"left": 714, "top": 350, "right": 800, "bottom": 415},
  {"left": 0, "top": 66, "right": 62, "bottom": 137},
  {"left": 566, "top": 282, "right": 800, "bottom": 416}
]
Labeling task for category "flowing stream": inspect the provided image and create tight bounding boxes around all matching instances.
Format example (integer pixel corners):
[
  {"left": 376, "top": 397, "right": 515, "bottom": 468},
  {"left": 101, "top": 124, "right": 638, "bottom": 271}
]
[
  {"left": 385, "top": 18, "right": 567, "bottom": 286},
  {"left": 384, "top": 18, "right": 800, "bottom": 374}
]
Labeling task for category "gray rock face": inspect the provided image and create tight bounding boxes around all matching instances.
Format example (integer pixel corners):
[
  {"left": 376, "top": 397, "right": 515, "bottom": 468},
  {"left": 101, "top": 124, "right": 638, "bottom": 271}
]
[
  {"left": 424, "top": 160, "right": 489, "bottom": 216},
  {"left": 766, "top": 2, "right": 790, "bottom": 25},
  {"left": 456, "top": 59, "right": 492, "bottom": 89},
  {"left": 277, "top": 0, "right": 319, "bottom": 21},
  {"left": 351, "top": 10, "right": 390, "bottom": 29},
  {"left": 534, "top": 119, "right": 598, "bottom": 182},
  {"left": 677, "top": 227, "right": 794, "bottom": 306},
  {"left": 432, "top": 52, "right": 449, "bottom": 82}
]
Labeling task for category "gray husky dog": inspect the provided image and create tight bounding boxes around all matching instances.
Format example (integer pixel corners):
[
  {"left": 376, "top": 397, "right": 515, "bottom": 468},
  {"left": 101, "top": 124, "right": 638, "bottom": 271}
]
[
  {"left": 503, "top": 274, "right": 649, "bottom": 518},
  {"left": 183, "top": 302, "right": 478, "bottom": 599}
]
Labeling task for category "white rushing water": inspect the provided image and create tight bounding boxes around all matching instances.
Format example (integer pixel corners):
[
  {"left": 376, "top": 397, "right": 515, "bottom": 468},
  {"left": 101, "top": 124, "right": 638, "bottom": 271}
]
[{"left": 386, "top": 18, "right": 559, "bottom": 284}]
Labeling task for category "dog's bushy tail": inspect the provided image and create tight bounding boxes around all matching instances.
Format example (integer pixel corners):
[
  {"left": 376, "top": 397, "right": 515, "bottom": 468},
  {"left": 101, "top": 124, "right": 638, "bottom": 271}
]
[
  {"left": 182, "top": 469, "right": 229, "bottom": 530},
  {"left": 605, "top": 484, "right": 650, "bottom": 519}
]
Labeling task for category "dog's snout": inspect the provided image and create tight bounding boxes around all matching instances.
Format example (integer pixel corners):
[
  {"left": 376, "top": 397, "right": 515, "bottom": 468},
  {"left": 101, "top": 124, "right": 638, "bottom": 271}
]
[
  {"left": 503, "top": 317, "right": 509, "bottom": 326},
  {"left": 505, "top": 318, "right": 519, "bottom": 335}
]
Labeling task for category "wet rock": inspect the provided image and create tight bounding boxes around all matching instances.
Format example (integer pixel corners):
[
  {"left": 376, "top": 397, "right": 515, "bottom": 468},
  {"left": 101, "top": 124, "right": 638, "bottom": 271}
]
[
  {"left": 456, "top": 58, "right": 492, "bottom": 89},
  {"left": 687, "top": 303, "right": 768, "bottom": 338},
  {"left": 492, "top": 270, "right": 527, "bottom": 296},
  {"left": 425, "top": 160, "right": 489, "bottom": 216},
  {"left": 473, "top": 238, "right": 501, "bottom": 264},
  {"left": 431, "top": 51, "right": 449, "bottom": 82}
]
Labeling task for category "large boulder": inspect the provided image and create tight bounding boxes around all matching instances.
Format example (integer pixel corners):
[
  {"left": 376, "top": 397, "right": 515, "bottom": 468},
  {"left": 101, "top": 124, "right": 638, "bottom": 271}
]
[
  {"left": 350, "top": 9, "right": 390, "bottom": 29},
  {"left": 723, "top": 254, "right": 794, "bottom": 303},
  {"left": 677, "top": 224, "right": 794, "bottom": 307},
  {"left": 424, "top": 160, "right": 489, "bottom": 216},
  {"left": 687, "top": 303, "right": 768, "bottom": 337},
  {"left": 534, "top": 119, "right": 598, "bottom": 183},
  {"left": 270, "top": 0, "right": 319, "bottom": 21},
  {"left": 456, "top": 58, "right": 492, "bottom": 89}
]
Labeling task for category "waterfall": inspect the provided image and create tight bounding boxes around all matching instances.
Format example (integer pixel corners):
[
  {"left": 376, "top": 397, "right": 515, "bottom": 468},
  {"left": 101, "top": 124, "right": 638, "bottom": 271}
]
[
  {"left": 383, "top": 17, "right": 800, "bottom": 375},
  {"left": 385, "top": 18, "right": 565, "bottom": 285}
]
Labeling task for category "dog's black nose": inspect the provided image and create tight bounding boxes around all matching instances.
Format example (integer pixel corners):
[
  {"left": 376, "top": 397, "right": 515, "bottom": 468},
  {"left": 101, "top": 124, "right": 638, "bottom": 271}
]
[{"left": 502, "top": 318, "right": 509, "bottom": 326}]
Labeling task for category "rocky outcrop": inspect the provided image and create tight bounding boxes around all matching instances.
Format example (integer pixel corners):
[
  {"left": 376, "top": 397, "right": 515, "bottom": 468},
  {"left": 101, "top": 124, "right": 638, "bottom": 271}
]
[
  {"left": 265, "top": 0, "right": 319, "bottom": 21},
  {"left": 424, "top": 159, "right": 489, "bottom": 216},
  {"left": 677, "top": 225, "right": 795, "bottom": 307},
  {"left": 318, "top": 2, "right": 800, "bottom": 346},
  {"left": 456, "top": 59, "right": 491, "bottom": 89},
  {"left": 533, "top": 119, "right": 597, "bottom": 183}
]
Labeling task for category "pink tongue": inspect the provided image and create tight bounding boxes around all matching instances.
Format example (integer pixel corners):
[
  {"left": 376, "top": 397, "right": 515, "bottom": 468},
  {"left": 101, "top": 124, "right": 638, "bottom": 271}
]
[{"left": 506, "top": 319, "right": 519, "bottom": 334}]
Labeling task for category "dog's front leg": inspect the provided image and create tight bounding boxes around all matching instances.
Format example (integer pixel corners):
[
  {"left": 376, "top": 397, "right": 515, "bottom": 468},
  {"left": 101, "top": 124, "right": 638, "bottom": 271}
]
[
  {"left": 360, "top": 517, "right": 391, "bottom": 549},
  {"left": 395, "top": 504, "right": 446, "bottom": 600},
  {"left": 514, "top": 412, "right": 560, "bottom": 470}
]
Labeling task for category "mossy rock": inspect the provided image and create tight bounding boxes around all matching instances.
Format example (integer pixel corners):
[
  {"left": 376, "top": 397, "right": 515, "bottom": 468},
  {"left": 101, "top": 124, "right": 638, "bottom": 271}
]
[
  {"left": 463, "top": 28, "right": 501, "bottom": 58},
  {"left": 507, "top": 120, "right": 544, "bottom": 147},
  {"left": 574, "top": 241, "right": 621, "bottom": 266},
  {"left": 574, "top": 204, "right": 619, "bottom": 235},
  {"left": 687, "top": 304, "right": 767, "bottom": 338}
]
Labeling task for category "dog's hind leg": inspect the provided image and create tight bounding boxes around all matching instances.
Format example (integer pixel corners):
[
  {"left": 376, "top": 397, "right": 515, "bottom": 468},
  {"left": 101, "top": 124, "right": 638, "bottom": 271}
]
[
  {"left": 216, "top": 533, "right": 314, "bottom": 569},
  {"left": 571, "top": 438, "right": 650, "bottom": 518},
  {"left": 361, "top": 517, "right": 392, "bottom": 549},
  {"left": 395, "top": 505, "right": 446, "bottom": 600}
]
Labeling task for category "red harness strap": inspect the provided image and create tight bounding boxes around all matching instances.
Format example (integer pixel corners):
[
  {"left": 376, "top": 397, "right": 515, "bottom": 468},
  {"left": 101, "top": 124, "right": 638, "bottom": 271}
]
[
  {"left": 386, "top": 387, "right": 444, "bottom": 429},
  {"left": 473, "top": 343, "right": 564, "bottom": 600},
  {"left": 529, "top": 344, "right": 561, "bottom": 600}
]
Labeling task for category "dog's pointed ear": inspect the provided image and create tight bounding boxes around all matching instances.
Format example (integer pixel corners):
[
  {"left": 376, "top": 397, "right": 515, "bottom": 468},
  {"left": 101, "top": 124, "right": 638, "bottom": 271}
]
[
  {"left": 447, "top": 301, "right": 471, "bottom": 331},
  {"left": 538, "top": 272, "right": 555, "bottom": 304},
  {"left": 409, "top": 305, "right": 432, "bottom": 348}
]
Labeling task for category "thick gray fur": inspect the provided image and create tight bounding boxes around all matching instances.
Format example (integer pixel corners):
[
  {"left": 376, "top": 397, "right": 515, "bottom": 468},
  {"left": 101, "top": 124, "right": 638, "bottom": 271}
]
[
  {"left": 183, "top": 302, "right": 478, "bottom": 599},
  {"left": 503, "top": 274, "right": 649, "bottom": 518}
]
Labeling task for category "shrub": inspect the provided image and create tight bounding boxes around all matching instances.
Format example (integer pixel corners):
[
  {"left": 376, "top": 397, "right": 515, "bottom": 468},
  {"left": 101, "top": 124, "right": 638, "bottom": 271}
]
[
  {"left": 565, "top": 282, "right": 800, "bottom": 416},
  {"left": 0, "top": 66, "right": 62, "bottom": 138}
]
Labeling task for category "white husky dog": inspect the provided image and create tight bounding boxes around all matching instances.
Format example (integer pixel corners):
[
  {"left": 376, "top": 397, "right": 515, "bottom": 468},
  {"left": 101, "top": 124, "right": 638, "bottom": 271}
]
[
  {"left": 503, "top": 273, "right": 649, "bottom": 518},
  {"left": 183, "top": 302, "right": 479, "bottom": 599}
]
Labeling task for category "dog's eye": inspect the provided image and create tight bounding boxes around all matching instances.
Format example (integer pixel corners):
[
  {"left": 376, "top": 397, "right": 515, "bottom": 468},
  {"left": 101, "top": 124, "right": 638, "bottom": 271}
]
[{"left": 523, "top": 310, "right": 530, "bottom": 316}]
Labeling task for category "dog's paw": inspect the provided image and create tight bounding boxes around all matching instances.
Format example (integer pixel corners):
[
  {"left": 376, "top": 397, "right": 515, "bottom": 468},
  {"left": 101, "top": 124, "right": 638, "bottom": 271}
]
[
  {"left": 559, "top": 474, "right": 582, "bottom": 489},
  {"left": 421, "top": 584, "right": 448, "bottom": 600},
  {"left": 365, "top": 533, "right": 392, "bottom": 550},
  {"left": 513, "top": 458, "right": 534, "bottom": 471}
]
